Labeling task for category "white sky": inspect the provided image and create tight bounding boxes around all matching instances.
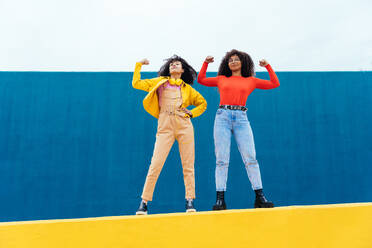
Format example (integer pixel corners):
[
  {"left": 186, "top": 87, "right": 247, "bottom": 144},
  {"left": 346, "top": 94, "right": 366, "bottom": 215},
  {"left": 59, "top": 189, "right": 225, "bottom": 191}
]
[{"left": 0, "top": 0, "right": 371, "bottom": 71}]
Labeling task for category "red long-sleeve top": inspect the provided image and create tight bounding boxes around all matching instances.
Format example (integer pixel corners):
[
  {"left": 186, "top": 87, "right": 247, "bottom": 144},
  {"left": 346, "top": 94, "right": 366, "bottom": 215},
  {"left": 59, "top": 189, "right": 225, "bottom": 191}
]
[{"left": 197, "top": 62, "right": 280, "bottom": 106}]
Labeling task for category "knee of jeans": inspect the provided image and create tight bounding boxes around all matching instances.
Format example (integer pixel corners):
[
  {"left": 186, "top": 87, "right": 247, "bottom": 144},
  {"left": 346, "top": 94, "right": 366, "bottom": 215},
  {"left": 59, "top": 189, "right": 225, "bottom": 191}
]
[
  {"left": 244, "top": 158, "right": 258, "bottom": 166},
  {"left": 216, "top": 160, "right": 229, "bottom": 167}
]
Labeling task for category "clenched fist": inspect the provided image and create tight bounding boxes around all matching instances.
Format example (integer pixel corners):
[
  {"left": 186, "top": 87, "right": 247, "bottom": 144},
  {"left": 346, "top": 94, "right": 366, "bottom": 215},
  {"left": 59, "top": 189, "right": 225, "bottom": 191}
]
[
  {"left": 204, "top": 56, "right": 214, "bottom": 64},
  {"left": 139, "top": 59, "right": 150, "bottom": 65},
  {"left": 259, "top": 59, "right": 269, "bottom": 67}
]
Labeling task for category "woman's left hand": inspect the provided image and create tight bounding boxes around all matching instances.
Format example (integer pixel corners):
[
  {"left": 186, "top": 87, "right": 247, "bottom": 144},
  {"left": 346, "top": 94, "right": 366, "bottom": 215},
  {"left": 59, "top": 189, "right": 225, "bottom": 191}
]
[
  {"left": 259, "top": 59, "right": 269, "bottom": 67},
  {"left": 182, "top": 108, "right": 193, "bottom": 118}
]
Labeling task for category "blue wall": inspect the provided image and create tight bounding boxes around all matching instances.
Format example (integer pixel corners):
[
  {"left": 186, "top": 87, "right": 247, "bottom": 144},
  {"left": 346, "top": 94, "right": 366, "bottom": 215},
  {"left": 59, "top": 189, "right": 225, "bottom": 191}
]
[{"left": 0, "top": 71, "right": 371, "bottom": 222}]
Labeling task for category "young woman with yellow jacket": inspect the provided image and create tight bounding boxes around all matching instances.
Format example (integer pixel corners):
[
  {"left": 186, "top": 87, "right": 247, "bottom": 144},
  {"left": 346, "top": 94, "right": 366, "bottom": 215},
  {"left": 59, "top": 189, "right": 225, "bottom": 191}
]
[{"left": 132, "top": 55, "right": 207, "bottom": 215}]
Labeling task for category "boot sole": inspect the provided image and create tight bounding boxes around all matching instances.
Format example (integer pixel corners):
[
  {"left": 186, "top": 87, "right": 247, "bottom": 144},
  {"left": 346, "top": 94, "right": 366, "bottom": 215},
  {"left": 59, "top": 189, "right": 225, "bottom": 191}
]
[
  {"left": 136, "top": 211, "right": 148, "bottom": 215},
  {"left": 186, "top": 209, "right": 196, "bottom": 213},
  {"left": 254, "top": 204, "right": 274, "bottom": 208},
  {"left": 212, "top": 206, "right": 227, "bottom": 211}
]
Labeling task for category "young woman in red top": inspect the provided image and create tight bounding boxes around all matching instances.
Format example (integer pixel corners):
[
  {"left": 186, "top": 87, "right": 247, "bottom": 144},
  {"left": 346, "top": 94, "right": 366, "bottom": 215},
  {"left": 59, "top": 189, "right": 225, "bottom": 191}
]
[{"left": 197, "top": 49, "right": 279, "bottom": 210}]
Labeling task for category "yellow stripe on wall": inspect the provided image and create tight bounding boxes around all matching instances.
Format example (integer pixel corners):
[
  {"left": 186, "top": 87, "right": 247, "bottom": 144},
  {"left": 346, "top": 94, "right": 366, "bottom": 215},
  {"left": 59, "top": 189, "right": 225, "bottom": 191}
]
[{"left": 1, "top": 203, "right": 371, "bottom": 248}]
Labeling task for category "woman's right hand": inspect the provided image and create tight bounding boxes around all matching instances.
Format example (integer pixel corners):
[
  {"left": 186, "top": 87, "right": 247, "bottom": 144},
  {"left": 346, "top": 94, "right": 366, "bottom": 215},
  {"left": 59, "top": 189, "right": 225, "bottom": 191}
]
[
  {"left": 204, "top": 56, "right": 214, "bottom": 64},
  {"left": 139, "top": 59, "right": 149, "bottom": 65}
]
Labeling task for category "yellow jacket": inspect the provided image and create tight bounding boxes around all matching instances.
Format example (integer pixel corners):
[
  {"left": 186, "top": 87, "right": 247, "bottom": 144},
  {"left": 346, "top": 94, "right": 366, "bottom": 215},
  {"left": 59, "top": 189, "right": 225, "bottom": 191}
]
[{"left": 132, "top": 62, "right": 207, "bottom": 119}]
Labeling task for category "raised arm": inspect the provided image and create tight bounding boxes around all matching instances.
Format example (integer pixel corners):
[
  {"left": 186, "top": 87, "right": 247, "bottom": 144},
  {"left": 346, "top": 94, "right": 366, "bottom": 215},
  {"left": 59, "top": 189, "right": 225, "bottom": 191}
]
[
  {"left": 197, "top": 56, "right": 219, "bottom": 87},
  {"left": 132, "top": 59, "right": 158, "bottom": 92},
  {"left": 254, "top": 59, "right": 280, "bottom": 89}
]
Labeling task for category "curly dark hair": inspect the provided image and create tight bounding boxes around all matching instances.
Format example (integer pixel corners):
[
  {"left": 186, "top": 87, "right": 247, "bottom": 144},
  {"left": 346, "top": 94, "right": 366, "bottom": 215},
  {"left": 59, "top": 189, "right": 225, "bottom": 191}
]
[
  {"left": 218, "top": 49, "right": 255, "bottom": 77},
  {"left": 158, "top": 55, "right": 197, "bottom": 85}
]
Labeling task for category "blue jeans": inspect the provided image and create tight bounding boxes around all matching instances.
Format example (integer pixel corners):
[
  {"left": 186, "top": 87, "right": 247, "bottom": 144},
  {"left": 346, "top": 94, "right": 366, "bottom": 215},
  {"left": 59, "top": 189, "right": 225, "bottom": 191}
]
[{"left": 214, "top": 108, "right": 263, "bottom": 191}]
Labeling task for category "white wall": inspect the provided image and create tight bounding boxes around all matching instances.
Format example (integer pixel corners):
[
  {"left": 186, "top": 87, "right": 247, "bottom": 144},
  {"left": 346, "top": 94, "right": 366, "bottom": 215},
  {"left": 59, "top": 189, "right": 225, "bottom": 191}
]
[{"left": 1, "top": 0, "right": 371, "bottom": 71}]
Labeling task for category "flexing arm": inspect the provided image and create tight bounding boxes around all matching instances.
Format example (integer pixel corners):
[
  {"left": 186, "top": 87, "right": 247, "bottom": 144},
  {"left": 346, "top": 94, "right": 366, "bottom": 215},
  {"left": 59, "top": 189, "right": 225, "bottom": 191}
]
[
  {"left": 254, "top": 59, "right": 280, "bottom": 89},
  {"left": 132, "top": 59, "right": 158, "bottom": 92},
  {"left": 197, "top": 56, "right": 219, "bottom": 87}
]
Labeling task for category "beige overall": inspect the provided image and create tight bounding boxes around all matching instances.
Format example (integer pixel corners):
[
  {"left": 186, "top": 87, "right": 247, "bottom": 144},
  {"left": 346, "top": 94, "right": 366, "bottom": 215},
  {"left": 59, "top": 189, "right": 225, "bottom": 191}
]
[{"left": 141, "top": 86, "right": 195, "bottom": 201}]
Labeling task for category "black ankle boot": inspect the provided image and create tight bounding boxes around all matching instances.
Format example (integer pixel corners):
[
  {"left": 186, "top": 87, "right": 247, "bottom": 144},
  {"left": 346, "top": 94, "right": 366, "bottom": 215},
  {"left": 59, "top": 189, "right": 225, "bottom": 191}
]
[
  {"left": 213, "top": 191, "right": 227, "bottom": 210},
  {"left": 136, "top": 201, "right": 148, "bottom": 215},
  {"left": 254, "top": 189, "right": 274, "bottom": 208},
  {"left": 186, "top": 199, "right": 196, "bottom": 212}
]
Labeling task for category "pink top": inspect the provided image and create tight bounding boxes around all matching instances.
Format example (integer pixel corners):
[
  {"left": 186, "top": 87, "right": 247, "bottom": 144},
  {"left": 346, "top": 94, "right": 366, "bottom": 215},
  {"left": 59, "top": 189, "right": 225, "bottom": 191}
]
[{"left": 157, "top": 81, "right": 181, "bottom": 105}]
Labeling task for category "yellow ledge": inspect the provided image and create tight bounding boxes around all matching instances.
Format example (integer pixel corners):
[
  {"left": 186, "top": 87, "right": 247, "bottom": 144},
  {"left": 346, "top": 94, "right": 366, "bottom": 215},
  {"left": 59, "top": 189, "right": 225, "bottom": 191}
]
[{"left": 1, "top": 203, "right": 372, "bottom": 248}]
